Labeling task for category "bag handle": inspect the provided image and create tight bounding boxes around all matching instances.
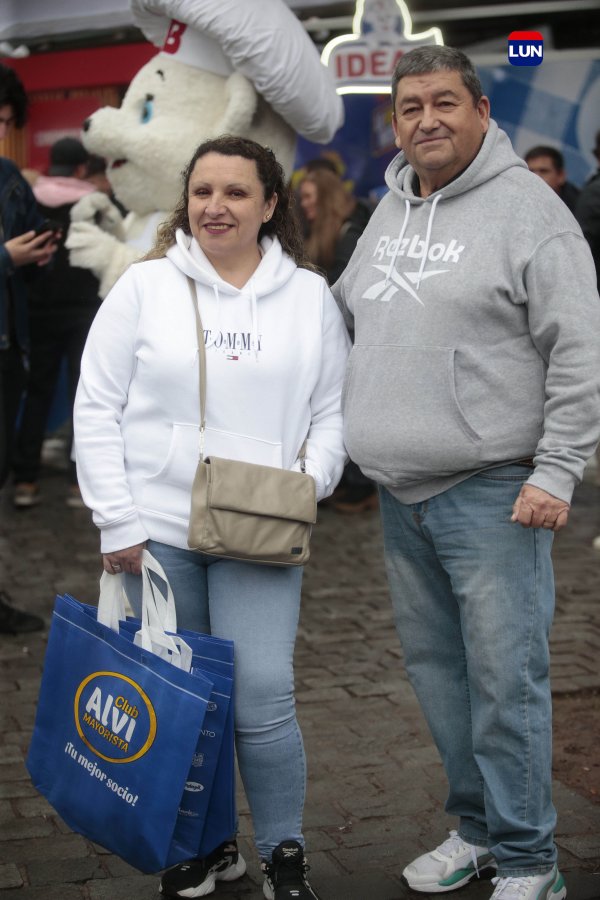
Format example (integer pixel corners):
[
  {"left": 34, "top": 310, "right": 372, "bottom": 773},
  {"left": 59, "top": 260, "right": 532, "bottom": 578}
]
[
  {"left": 97, "top": 550, "right": 177, "bottom": 633},
  {"left": 97, "top": 551, "right": 191, "bottom": 671},
  {"left": 186, "top": 275, "right": 306, "bottom": 467}
]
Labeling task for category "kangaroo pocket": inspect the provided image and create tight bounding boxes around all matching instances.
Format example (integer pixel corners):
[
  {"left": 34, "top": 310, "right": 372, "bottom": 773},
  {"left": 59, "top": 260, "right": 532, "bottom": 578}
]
[
  {"left": 343, "top": 345, "right": 482, "bottom": 481},
  {"left": 139, "top": 422, "right": 283, "bottom": 521}
]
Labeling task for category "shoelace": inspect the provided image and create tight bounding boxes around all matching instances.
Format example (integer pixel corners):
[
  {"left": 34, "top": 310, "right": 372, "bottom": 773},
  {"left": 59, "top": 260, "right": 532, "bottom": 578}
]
[
  {"left": 491, "top": 874, "right": 536, "bottom": 898},
  {"left": 435, "top": 830, "right": 483, "bottom": 879}
]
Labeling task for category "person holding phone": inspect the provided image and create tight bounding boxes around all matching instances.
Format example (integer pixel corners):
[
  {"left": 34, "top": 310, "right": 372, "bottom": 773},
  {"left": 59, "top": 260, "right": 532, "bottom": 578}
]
[
  {"left": 0, "top": 62, "right": 58, "bottom": 635},
  {"left": 12, "top": 137, "right": 101, "bottom": 510}
]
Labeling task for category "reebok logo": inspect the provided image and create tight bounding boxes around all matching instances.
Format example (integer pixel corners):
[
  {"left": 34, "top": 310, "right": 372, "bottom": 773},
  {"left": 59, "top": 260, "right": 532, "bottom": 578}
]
[
  {"left": 373, "top": 234, "right": 464, "bottom": 264},
  {"left": 364, "top": 233, "right": 465, "bottom": 306}
]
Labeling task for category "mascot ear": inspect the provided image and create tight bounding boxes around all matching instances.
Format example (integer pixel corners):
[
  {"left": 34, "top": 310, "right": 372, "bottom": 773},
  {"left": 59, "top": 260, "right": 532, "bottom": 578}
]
[{"left": 214, "top": 72, "right": 258, "bottom": 135}]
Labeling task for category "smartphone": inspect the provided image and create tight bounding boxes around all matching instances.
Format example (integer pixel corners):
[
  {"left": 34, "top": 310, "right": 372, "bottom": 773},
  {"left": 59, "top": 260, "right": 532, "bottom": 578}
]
[{"left": 34, "top": 218, "right": 63, "bottom": 237}]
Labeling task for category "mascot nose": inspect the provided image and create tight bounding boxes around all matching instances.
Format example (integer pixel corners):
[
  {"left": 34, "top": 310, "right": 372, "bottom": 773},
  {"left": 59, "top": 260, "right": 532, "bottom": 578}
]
[{"left": 83, "top": 118, "right": 91, "bottom": 132}]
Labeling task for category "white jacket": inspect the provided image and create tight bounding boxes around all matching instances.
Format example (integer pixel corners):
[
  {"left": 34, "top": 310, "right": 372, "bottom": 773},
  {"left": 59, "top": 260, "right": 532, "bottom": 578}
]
[{"left": 74, "top": 234, "right": 351, "bottom": 553}]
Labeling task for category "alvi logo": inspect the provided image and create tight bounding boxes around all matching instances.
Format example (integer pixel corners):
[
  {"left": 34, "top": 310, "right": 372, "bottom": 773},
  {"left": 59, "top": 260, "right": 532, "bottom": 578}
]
[
  {"left": 508, "top": 31, "right": 543, "bottom": 66},
  {"left": 74, "top": 671, "right": 157, "bottom": 764}
]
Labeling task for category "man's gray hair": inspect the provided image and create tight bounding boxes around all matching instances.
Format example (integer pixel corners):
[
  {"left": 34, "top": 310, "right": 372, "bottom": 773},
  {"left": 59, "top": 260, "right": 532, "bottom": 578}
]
[{"left": 391, "top": 46, "right": 483, "bottom": 109}]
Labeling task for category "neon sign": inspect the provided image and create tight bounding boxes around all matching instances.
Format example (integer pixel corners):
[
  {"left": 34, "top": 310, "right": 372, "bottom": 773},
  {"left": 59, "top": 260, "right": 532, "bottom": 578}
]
[{"left": 321, "top": 0, "right": 444, "bottom": 95}]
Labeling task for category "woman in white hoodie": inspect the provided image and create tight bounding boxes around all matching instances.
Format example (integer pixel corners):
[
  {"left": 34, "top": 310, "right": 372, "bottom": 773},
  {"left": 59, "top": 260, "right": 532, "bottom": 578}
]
[{"left": 74, "top": 136, "right": 350, "bottom": 900}]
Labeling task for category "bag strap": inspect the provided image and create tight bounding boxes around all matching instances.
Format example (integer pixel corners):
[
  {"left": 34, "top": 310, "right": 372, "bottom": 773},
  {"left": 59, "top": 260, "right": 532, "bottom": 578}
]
[
  {"left": 186, "top": 275, "right": 307, "bottom": 468},
  {"left": 187, "top": 276, "right": 207, "bottom": 460}
]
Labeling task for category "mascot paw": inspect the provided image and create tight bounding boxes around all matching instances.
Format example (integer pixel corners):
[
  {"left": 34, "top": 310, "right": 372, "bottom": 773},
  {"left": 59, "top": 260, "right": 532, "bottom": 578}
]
[
  {"left": 70, "top": 192, "right": 126, "bottom": 239},
  {"left": 66, "top": 222, "right": 121, "bottom": 276}
]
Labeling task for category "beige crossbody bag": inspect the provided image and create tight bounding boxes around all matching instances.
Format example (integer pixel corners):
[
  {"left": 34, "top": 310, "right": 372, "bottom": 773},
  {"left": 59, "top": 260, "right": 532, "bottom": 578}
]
[{"left": 186, "top": 277, "right": 317, "bottom": 566}]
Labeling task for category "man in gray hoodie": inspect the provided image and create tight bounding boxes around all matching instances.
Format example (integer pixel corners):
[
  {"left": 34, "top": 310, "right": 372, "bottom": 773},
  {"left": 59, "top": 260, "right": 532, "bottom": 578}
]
[{"left": 334, "top": 46, "right": 600, "bottom": 900}]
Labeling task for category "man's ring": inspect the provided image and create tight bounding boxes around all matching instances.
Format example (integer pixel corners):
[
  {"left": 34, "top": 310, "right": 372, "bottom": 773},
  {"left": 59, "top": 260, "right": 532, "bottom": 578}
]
[{"left": 111, "top": 563, "right": 122, "bottom": 571}]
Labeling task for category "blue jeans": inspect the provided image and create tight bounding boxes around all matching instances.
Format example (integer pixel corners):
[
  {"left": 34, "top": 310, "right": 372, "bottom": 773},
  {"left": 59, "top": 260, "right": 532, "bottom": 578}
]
[
  {"left": 124, "top": 540, "right": 305, "bottom": 861},
  {"left": 379, "top": 466, "right": 557, "bottom": 876}
]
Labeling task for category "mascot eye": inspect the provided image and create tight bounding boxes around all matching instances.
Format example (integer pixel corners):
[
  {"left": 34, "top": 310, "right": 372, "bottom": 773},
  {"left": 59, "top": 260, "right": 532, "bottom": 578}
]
[{"left": 141, "top": 95, "right": 154, "bottom": 124}]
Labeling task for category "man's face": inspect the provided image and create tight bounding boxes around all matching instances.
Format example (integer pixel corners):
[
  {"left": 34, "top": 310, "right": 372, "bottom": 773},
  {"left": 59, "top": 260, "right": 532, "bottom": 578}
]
[
  {"left": 526, "top": 155, "right": 565, "bottom": 193},
  {"left": 0, "top": 104, "right": 15, "bottom": 141},
  {"left": 392, "top": 70, "right": 490, "bottom": 194}
]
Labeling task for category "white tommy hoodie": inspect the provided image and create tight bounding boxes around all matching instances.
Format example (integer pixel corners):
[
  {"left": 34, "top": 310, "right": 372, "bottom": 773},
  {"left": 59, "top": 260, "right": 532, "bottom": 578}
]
[{"left": 74, "top": 233, "right": 351, "bottom": 553}]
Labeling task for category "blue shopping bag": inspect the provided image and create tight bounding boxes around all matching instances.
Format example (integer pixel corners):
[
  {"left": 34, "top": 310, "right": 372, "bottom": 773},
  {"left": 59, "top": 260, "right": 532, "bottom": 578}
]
[
  {"left": 26, "top": 554, "right": 216, "bottom": 873},
  {"left": 79, "top": 557, "right": 237, "bottom": 863},
  {"left": 109, "top": 619, "right": 236, "bottom": 864},
  {"left": 118, "top": 566, "right": 238, "bottom": 861}
]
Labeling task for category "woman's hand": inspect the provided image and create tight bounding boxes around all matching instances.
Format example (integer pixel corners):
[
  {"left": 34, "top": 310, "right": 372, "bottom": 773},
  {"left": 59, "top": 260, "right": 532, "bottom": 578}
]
[{"left": 103, "top": 543, "right": 146, "bottom": 576}]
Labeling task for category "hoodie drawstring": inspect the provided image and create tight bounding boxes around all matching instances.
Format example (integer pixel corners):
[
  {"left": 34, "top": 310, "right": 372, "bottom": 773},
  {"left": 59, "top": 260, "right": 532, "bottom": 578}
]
[
  {"left": 385, "top": 199, "right": 411, "bottom": 286},
  {"left": 250, "top": 281, "right": 259, "bottom": 362},
  {"left": 416, "top": 193, "right": 442, "bottom": 289}
]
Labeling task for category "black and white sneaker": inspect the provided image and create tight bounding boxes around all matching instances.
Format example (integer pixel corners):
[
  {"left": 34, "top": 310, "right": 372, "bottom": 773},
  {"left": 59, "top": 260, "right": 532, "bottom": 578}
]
[
  {"left": 262, "top": 840, "right": 322, "bottom": 900},
  {"left": 160, "top": 841, "right": 246, "bottom": 897}
]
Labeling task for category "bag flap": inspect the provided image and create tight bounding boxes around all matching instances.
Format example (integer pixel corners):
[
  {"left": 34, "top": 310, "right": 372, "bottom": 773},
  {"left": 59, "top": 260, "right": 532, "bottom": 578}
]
[{"left": 206, "top": 457, "right": 317, "bottom": 524}]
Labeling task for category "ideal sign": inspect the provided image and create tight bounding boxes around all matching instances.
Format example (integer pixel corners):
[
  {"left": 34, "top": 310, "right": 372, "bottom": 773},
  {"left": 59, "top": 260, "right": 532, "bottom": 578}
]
[{"left": 322, "top": 0, "right": 444, "bottom": 95}]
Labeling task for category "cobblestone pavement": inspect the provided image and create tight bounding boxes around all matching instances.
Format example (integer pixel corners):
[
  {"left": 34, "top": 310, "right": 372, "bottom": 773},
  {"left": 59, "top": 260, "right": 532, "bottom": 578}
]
[{"left": 1, "top": 454, "right": 599, "bottom": 900}]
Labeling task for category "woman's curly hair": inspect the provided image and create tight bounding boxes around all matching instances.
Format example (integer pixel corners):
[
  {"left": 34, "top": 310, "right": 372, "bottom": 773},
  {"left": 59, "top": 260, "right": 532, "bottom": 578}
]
[{"left": 144, "top": 135, "right": 315, "bottom": 270}]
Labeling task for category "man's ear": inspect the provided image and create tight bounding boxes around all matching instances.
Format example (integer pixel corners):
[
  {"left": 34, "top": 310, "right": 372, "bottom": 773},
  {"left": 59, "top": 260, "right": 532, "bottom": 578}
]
[{"left": 391, "top": 112, "right": 402, "bottom": 150}]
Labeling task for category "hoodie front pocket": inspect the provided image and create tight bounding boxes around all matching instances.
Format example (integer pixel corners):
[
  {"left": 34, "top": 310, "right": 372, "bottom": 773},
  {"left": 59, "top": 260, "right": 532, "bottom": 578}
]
[
  {"left": 139, "top": 423, "right": 284, "bottom": 522},
  {"left": 343, "top": 344, "right": 482, "bottom": 479},
  {"left": 140, "top": 423, "right": 201, "bottom": 521}
]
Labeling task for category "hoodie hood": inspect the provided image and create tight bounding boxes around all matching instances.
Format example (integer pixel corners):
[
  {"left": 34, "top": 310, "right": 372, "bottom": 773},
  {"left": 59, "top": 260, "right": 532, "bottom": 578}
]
[
  {"left": 379, "top": 120, "right": 527, "bottom": 290},
  {"left": 167, "top": 230, "right": 297, "bottom": 296},
  {"left": 384, "top": 119, "right": 527, "bottom": 204},
  {"left": 167, "top": 230, "right": 298, "bottom": 360},
  {"left": 33, "top": 175, "right": 97, "bottom": 208}
]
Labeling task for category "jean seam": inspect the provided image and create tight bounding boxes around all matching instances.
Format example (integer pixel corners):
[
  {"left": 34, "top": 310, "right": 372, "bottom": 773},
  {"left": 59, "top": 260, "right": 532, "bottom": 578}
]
[{"left": 520, "top": 531, "right": 538, "bottom": 822}]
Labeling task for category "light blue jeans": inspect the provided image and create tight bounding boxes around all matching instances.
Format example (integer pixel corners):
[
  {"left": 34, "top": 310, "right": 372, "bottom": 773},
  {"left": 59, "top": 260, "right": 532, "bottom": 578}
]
[
  {"left": 124, "top": 540, "right": 305, "bottom": 861},
  {"left": 379, "top": 466, "right": 557, "bottom": 877}
]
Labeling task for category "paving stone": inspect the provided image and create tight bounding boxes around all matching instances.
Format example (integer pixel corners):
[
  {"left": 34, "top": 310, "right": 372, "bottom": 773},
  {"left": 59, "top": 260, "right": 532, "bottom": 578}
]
[
  {"left": 0, "top": 863, "right": 23, "bottom": 889},
  {"left": 26, "top": 855, "right": 107, "bottom": 884},
  {"left": 0, "top": 887, "right": 85, "bottom": 899},
  {"left": 0, "top": 833, "right": 90, "bottom": 864}
]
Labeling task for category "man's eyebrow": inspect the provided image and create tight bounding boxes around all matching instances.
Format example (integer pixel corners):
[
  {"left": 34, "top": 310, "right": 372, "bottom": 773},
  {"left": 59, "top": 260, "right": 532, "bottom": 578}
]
[{"left": 398, "top": 89, "right": 461, "bottom": 105}]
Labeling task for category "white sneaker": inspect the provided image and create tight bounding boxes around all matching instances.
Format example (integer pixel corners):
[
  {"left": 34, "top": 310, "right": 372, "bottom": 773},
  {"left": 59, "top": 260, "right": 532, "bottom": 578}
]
[
  {"left": 403, "top": 829, "right": 496, "bottom": 893},
  {"left": 490, "top": 865, "right": 566, "bottom": 899}
]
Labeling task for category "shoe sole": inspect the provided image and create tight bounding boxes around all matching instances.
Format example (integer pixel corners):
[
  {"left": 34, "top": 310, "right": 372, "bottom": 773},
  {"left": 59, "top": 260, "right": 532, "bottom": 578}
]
[
  {"left": 161, "top": 856, "right": 246, "bottom": 898},
  {"left": 402, "top": 862, "right": 497, "bottom": 893}
]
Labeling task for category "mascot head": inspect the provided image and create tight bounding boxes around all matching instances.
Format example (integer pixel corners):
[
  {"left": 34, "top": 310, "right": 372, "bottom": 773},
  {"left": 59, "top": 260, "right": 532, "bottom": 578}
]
[{"left": 81, "top": 0, "right": 344, "bottom": 216}]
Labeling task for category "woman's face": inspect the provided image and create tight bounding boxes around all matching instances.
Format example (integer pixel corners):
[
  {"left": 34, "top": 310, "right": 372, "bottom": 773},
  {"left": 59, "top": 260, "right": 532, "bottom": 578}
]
[
  {"left": 299, "top": 180, "right": 318, "bottom": 223},
  {"left": 187, "top": 153, "right": 277, "bottom": 265}
]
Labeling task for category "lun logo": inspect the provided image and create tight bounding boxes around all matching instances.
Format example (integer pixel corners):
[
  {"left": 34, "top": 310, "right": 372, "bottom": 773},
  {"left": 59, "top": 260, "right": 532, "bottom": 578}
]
[{"left": 508, "top": 31, "right": 543, "bottom": 66}]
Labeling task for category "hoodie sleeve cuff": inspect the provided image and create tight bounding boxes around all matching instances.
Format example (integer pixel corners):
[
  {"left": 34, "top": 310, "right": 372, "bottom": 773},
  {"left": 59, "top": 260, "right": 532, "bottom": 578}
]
[
  {"left": 526, "top": 466, "right": 577, "bottom": 505},
  {"left": 98, "top": 514, "right": 149, "bottom": 555}
]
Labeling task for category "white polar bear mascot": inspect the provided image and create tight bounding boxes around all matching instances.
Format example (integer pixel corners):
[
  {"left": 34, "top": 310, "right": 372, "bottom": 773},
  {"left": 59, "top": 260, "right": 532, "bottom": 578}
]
[{"left": 66, "top": 0, "right": 344, "bottom": 297}]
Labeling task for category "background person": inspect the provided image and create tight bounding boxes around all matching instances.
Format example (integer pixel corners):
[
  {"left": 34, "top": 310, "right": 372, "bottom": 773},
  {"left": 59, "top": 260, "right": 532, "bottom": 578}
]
[
  {"left": 298, "top": 166, "right": 376, "bottom": 513},
  {"left": 333, "top": 46, "right": 600, "bottom": 900},
  {"left": 74, "top": 135, "right": 350, "bottom": 900},
  {"left": 0, "top": 62, "right": 57, "bottom": 634},
  {"left": 575, "top": 129, "right": 600, "bottom": 290},
  {"left": 524, "top": 145, "right": 580, "bottom": 213},
  {"left": 12, "top": 137, "right": 100, "bottom": 509}
]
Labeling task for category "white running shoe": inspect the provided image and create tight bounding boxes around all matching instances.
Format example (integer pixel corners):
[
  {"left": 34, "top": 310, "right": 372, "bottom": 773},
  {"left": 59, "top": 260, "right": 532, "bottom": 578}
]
[
  {"left": 490, "top": 864, "right": 566, "bottom": 899},
  {"left": 403, "top": 829, "right": 496, "bottom": 893}
]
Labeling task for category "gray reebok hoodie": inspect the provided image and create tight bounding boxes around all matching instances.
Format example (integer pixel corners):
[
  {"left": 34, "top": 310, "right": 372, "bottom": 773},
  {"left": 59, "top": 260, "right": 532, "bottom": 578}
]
[{"left": 334, "top": 120, "right": 600, "bottom": 504}]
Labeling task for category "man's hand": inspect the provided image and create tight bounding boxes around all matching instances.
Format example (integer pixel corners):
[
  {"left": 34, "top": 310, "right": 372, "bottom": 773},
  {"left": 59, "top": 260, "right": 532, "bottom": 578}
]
[
  {"left": 4, "top": 230, "right": 58, "bottom": 267},
  {"left": 511, "top": 484, "right": 570, "bottom": 531}
]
